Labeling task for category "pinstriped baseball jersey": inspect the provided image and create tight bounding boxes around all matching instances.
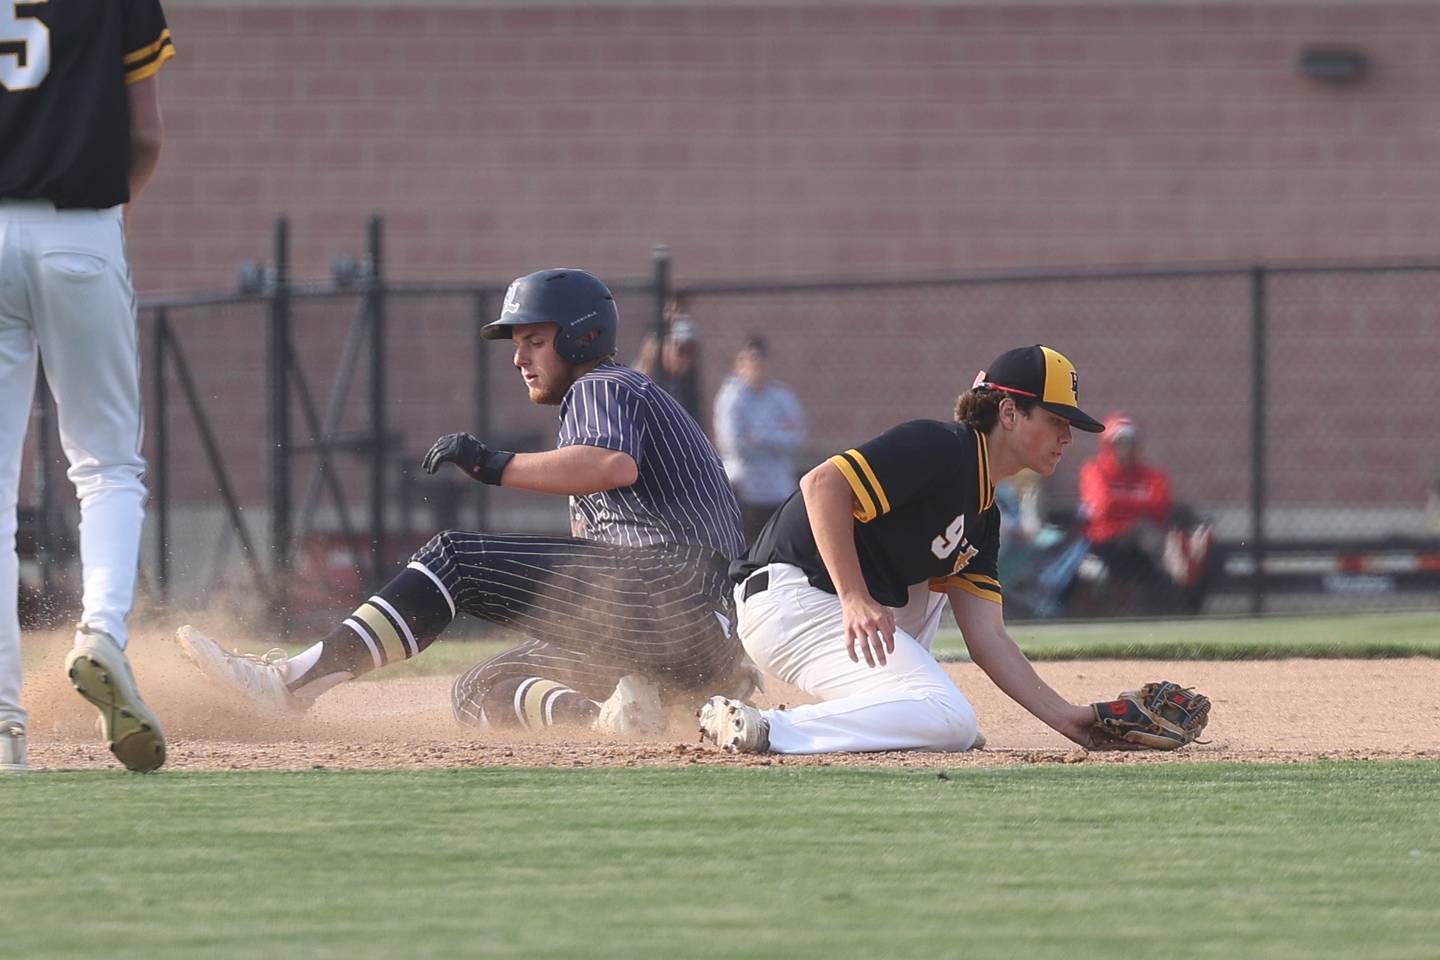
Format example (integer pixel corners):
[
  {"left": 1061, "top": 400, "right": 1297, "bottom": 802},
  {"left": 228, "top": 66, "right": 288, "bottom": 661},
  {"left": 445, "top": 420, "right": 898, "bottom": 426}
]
[
  {"left": 559, "top": 360, "right": 745, "bottom": 559},
  {"left": 0, "top": 0, "right": 175, "bottom": 209},
  {"left": 734, "top": 419, "right": 1003, "bottom": 608}
]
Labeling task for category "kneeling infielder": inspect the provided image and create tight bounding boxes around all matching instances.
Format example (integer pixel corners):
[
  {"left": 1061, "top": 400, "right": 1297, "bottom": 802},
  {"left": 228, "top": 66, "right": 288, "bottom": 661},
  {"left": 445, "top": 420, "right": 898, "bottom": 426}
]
[
  {"left": 179, "top": 268, "right": 753, "bottom": 736},
  {"left": 701, "top": 345, "right": 1111, "bottom": 754}
]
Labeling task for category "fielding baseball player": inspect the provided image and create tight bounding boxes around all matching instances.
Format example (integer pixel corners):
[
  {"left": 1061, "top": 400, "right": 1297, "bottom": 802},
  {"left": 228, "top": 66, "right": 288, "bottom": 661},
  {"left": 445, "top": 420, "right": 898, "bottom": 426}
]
[
  {"left": 701, "top": 345, "right": 1152, "bottom": 754},
  {"left": 178, "top": 268, "right": 755, "bottom": 736},
  {"left": 1, "top": 0, "right": 175, "bottom": 773}
]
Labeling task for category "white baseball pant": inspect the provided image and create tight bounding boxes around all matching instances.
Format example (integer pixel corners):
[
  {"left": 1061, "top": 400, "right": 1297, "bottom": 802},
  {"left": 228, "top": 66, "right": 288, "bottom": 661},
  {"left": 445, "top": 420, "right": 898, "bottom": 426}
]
[
  {"left": 0, "top": 201, "right": 147, "bottom": 727},
  {"left": 734, "top": 562, "right": 980, "bottom": 753}
]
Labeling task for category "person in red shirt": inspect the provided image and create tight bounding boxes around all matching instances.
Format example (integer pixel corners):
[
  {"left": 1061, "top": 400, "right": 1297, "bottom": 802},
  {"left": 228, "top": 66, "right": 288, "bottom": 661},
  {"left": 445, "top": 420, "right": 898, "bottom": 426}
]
[
  {"left": 1079, "top": 413, "right": 1172, "bottom": 544},
  {"left": 1077, "top": 413, "right": 1214, "bottom": 611}
]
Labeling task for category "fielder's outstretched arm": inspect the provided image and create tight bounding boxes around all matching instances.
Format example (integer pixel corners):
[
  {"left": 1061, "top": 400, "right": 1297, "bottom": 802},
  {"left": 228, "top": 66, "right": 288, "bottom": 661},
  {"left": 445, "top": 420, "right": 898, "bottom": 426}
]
[{"left": 947, "top": 588, "right": 1093, "bottom": 746}]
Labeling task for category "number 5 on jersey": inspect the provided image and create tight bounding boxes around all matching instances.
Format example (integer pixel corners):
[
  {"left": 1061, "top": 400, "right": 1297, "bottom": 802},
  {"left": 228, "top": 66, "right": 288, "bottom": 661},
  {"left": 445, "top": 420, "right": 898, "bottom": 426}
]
[{"left": 1, "top": 0, "right": 50, "bottom": 91}]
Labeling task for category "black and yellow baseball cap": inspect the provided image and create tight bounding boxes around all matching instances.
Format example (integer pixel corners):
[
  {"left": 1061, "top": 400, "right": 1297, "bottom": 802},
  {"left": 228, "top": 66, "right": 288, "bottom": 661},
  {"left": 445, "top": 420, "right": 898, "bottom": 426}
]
[{"left": 974, "top": 345, "right": 1105, "bottom": 433}]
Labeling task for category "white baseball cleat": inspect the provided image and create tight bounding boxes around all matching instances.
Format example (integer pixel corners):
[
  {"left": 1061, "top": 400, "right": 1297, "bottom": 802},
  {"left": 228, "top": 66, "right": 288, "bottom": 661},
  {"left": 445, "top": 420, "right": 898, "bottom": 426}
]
[
  {"left": 697, "top": 696, "right": 770, "bottom": 754},
  {"left": 175, "top": 625, "right": 305, "bottom": 717},
  {"left": 592, "top": 674, "right": 666, "bottom": 739},
  {"left": 0, "top": 721, "right": 27, "bottom": 773},
  {"left": 971, "top": 728, "right": 987, "bottom": 751},
  {"left": 66, "top": 625, "right": 166, "bottom": 773}
]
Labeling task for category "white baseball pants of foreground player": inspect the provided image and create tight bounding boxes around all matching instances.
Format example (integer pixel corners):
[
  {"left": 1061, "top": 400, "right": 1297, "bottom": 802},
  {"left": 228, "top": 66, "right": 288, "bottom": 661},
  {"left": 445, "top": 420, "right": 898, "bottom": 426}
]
[
  {"left": 734, "top": 562, "right": 980, "bottom": 753},
  {"left": 0, "top": 201, "right": 147, "bottom": 728}
]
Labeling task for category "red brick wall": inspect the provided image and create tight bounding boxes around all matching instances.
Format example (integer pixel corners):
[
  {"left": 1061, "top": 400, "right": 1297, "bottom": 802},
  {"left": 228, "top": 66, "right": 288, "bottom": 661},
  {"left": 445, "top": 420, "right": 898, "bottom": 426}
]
[
  {"left": 131, "top": 3, "right": 1440, "bottom": 294},
  {"left": 22, "top": 5, "right": 1439, "bottom": 549}
]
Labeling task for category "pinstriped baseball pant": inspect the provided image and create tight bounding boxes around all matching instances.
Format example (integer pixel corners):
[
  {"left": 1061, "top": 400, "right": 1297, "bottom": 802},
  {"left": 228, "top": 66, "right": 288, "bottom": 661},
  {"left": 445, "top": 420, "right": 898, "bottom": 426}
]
[{"left": 410, "top": 531, "right": 742, "bottom": 726}]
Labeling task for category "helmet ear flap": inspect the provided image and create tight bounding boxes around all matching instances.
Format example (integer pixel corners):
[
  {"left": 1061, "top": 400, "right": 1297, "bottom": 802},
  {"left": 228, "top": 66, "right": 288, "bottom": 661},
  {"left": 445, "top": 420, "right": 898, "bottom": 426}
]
[{"left": 557, "top": 327, "right": 604, "bottom": 363}]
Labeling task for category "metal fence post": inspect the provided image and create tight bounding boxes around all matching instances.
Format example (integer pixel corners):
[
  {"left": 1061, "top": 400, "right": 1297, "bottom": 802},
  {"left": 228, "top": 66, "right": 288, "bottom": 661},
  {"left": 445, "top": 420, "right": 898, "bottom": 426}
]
[
  {"left": 153, "top": 307, "right": 170, "bottom": 602},
  {"left": 652, "top": 244, "right": 671, "bottom": 343},
  {"left": 1249, "top": 265, "right": 1268, "bottom": 615},
  {"left": 472, "top": 290, "right": 492, "bottom": 533},
  {"left": 367, "top": 214, "right": 387, "bottom": 585},
  {"left": 269, "top": 217, "right": 292, "bottom": 629}
]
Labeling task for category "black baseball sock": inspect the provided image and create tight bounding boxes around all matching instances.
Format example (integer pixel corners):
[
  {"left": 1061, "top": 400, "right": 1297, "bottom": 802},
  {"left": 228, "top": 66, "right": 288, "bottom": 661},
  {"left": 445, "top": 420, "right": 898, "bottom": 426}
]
[
  {"left": 479, "top": 676, "right": 599, "bottom": 730},
  {"left": 286, "top": 564, "right": 456, "bottom": 700}
]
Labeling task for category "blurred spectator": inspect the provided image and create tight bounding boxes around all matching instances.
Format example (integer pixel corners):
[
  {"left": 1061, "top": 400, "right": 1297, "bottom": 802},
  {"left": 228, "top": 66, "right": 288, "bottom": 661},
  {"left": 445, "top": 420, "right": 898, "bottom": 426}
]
[
  {"left": 1077, "top": 412, "right": 1214, "bottom": 612},
  {"left": 997, "top": 470, "right": 1056, "bottom": 565},
  {"left": 1427, "top": 470, "right": 1440, "bottom": 535},
  {"left": 996, "top": 469, "right": 1088, "bottom": 618},
  {"left": 633, "top": 310, "right": 702, "bottom": 420},
  {"left": 713, "top": 335, "right": 807, "bottom": 543}
]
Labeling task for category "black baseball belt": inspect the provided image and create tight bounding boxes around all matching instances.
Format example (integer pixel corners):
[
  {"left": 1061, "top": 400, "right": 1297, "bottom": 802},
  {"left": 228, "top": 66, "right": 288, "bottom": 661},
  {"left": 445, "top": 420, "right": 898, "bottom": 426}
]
[{"left": 741, "top": 569, "right": 770, "bottom": 601}]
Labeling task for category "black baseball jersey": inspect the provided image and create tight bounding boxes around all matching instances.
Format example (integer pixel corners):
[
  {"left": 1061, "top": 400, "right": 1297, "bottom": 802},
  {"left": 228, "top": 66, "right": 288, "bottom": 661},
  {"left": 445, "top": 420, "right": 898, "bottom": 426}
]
[
  {"left": 0, "top": 0, "right": 174, "bottom": 209},
  {"left": 734, "top": 419, "right": 1003, "bottom": 608}
]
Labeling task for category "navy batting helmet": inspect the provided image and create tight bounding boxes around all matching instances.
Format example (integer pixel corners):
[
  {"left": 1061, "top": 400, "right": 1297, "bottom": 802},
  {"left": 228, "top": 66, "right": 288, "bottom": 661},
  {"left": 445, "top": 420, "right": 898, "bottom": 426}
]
[{"left": 480, "top": 268, "right": 619, "bottom": 364}]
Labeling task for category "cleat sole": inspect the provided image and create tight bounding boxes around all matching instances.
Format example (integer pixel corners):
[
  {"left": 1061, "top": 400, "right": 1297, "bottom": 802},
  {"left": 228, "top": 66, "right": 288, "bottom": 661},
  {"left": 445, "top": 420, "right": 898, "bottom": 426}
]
[{"left": 66, "top": 654, "right": 166, "bottom": 773}]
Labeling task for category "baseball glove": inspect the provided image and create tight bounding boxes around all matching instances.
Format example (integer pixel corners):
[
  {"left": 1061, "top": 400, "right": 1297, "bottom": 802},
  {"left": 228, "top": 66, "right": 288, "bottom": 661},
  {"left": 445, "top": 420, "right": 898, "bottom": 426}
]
[{"left": 1088, "top": 680, "right": 1210, "bottom": 750}]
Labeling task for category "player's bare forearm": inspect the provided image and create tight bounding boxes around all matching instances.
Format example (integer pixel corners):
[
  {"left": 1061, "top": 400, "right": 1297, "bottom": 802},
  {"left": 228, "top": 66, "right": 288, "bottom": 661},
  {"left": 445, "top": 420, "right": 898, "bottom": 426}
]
[
  {"left": 126, "top": 75, "right": 163, "bottom": 201},
  {"left": 502, "top": 445, "right": 639, "bottom": 495},
  {"left": 801, "top": 462, "right": 895, "bottom": 665},
  {"left": 949, "top": 591, "right": 1091, "bottom": 743},
  {"left": 128, "top": 142, "right": 161, "bottom": 201}
]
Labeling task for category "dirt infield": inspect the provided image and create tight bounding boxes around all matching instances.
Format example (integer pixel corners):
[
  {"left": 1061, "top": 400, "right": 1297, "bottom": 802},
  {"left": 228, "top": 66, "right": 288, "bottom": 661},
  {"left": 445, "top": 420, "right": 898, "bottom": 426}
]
[{"left": 18, "top": 629, "right": 1440, "bottom": 771}]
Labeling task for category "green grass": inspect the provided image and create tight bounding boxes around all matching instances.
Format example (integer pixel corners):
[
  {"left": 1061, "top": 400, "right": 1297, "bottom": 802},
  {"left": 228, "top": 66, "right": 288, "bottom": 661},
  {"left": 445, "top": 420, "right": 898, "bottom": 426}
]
[
  {"left": 26, "top": 610, "right": 1422, "bottom": 677},
  {"left": 348, "top": 611, "right": 1440, "bottom": 676},
  {"left": 932, "top": 610, "right": 1440, "bottom": 661},
  {"left": 4, "top": 763, "right": 1438, "bottom": 959}
]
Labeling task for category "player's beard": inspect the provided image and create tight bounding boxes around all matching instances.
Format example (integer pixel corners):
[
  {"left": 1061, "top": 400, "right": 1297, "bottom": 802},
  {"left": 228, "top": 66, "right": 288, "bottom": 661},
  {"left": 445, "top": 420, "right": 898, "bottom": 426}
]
[{"left": 525, "top": 367, "right": 579, "bottom": 405}]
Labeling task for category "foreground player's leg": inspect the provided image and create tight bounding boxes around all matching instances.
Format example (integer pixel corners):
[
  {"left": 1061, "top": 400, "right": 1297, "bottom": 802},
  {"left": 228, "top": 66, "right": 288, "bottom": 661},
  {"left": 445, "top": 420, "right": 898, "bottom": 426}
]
[
  {"left": 34, "top": 213, "right": 165, "bottom": 771},
  {"left": 178, "top": 561, "right": 455, "bottom": 712},
  {"left": 0, "top": 296, "right": 35, "bottom": 765}
]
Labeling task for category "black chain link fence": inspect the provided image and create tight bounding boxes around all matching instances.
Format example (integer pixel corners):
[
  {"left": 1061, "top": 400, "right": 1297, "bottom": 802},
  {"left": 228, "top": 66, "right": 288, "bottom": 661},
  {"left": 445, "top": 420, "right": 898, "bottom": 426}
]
[{"left": 17, "top": 232, "right": 1440, "bottom": 631}]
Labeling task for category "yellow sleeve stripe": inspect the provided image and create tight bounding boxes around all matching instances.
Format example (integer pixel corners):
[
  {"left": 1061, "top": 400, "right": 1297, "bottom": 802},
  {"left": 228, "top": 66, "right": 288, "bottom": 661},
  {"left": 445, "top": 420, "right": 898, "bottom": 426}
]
[
  {"left": 975, "top": 432, "right": 994, "bottom": 512},
  {"left": 846, "top": 449, "right": 891, "bottom": 515},
  {"left": 949, "top": 577, "right": 1003, "bottom": 605},
  {"left": 124, "top": 29, "right": 172, "bottom": 65},
  {"left": 828, "top": 454, "right": 878, "bottom": 522},
  {"left": 962, "top": 573, "right": 1001, "bottom": 589},
  {"left": 124, "top": 43, "right": 175, "bottom": 85}
]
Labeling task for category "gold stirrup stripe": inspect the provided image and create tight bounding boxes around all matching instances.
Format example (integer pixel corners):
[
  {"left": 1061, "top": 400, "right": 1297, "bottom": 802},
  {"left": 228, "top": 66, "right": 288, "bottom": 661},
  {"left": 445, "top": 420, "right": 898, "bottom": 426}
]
[
  {"left": 516, "top": 679, "right": 569, "bottom": 730},
  {"left": 353, "top": 602, "right": 407, "bottom": 664}
]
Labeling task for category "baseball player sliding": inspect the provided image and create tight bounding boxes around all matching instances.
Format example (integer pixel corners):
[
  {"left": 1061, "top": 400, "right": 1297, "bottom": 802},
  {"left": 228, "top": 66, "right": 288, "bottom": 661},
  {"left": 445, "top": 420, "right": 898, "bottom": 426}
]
[
  {"left": 699, "top": 345, "right": 1206, "bottom": 754},
  {"left": 178, "top": 268, "right": 755, "bottom": 736}
]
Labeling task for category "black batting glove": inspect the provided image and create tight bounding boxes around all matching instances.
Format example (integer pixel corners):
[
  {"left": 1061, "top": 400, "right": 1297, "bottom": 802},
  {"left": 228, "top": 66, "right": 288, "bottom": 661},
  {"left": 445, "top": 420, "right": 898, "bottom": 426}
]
[{"left": 420, "top": 432, "right": 515, "bottom": 486}]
